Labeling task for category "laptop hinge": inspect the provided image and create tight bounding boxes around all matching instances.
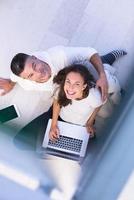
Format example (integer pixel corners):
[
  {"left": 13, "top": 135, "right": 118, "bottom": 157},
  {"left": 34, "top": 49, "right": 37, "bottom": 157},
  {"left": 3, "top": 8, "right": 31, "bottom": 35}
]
[{"left": 39, "top": 147, "right": 80, "bottom": 161}]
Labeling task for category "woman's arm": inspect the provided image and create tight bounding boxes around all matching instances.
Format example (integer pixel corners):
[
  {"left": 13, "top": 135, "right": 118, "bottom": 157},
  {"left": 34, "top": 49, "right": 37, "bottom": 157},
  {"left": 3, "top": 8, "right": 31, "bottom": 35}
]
[
  {"left": 49, "top": 98, "right": 61, "bottom": 141},
  {"left": 86, "top": 106, "right": 102, "bottom": 137}
]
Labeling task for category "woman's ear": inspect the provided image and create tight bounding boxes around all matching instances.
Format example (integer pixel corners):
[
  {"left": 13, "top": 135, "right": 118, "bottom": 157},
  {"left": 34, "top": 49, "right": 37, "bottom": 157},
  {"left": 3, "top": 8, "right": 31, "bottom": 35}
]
[{"left": 83, "top": 84, "right": 87, "bottom": 90}]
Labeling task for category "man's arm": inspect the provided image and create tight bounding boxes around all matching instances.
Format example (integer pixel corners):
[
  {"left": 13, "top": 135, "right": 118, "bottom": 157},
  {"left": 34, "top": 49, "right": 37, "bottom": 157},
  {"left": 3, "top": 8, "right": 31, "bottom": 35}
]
[
  {"left": 0, "top": 78, "right": 16, "bottom": 95},
  {"left": 90, "top": 53, "right": 108, "bottom": 101}
]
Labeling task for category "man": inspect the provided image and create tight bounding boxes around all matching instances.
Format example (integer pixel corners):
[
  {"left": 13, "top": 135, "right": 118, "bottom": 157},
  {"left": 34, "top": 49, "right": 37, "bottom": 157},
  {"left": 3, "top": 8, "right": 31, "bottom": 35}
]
[{"left": 0, "top": 46, "right": 109, "bottom": 101}]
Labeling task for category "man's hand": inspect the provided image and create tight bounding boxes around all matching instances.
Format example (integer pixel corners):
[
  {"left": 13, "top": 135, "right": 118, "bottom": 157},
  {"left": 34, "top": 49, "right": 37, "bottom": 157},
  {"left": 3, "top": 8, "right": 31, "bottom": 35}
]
[
  {"left": 96, "top": 72, "right": 108, "bottom": 101},
  {"left": 0, "top": 78, "right": 16, "bottom": 96},
  {"left": 90, "top": 53, "right": 108, "bottom": 101}
]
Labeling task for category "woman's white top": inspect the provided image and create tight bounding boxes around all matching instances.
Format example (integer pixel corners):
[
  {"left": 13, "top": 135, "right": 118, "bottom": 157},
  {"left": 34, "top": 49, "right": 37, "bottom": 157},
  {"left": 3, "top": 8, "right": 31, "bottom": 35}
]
[{"left": 57, "top": 88, "right": 104, "bottom": 126}]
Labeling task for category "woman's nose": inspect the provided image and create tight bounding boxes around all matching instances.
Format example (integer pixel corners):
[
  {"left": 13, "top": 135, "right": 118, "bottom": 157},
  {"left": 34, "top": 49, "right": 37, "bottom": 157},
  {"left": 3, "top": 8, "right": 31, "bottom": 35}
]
[{"left": 69, "top": 84, "right": 74, "bottom": 90}]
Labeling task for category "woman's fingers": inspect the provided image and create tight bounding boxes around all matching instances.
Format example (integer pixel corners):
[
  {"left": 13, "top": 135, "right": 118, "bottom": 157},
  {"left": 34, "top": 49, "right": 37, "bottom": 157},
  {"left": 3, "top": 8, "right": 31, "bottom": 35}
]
[
  {"left": 49, "top": 127, "right": 60, "bottom": 141},
  {"left": 86, "top": 124, "right": 96, "bottom": 136}
]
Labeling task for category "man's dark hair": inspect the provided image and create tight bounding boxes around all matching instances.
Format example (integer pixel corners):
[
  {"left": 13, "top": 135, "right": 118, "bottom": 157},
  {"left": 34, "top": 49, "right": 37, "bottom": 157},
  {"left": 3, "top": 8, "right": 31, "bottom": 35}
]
[
  {"left": 53, "top": 64, "right": 96, "bottom": 107},
  {"left": 10, "top": 53, "right": 29, "bottom": 76}
]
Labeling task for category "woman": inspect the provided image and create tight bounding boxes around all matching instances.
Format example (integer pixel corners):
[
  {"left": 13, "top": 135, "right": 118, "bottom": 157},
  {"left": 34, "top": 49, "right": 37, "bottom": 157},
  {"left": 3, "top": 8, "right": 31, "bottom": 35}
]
[{"left": 49, "top": 63, "right": 121, "bottom": 140}]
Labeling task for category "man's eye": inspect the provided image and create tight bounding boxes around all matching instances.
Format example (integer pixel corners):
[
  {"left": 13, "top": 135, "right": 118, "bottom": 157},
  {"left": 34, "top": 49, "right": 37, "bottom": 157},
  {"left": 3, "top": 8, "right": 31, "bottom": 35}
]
[
  {"left": 32, "top": 63, "right": 36, "bottom": 70},
  {"left": 28, "top": 73, "right": 33, "bottom": 78}
]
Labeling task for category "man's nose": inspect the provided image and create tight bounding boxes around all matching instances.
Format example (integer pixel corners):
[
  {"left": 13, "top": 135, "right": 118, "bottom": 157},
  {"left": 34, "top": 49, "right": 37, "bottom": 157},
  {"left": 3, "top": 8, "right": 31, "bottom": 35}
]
[{"left": 30, "top": 75, "right": 37, "bottom": 81}]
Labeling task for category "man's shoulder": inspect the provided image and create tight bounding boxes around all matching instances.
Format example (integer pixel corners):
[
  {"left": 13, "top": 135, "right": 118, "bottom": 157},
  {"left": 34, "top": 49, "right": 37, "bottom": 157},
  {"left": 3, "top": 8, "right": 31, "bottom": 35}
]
[{"left": 30, "top": 46, "right": 65, "bottom": 57}]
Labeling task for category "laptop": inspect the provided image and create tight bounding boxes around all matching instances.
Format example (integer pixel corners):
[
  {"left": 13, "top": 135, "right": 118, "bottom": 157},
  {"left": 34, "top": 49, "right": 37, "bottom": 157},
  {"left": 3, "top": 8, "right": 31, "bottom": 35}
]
[{"left": 37, "top": 119, "right": 89, "bottom": 161}]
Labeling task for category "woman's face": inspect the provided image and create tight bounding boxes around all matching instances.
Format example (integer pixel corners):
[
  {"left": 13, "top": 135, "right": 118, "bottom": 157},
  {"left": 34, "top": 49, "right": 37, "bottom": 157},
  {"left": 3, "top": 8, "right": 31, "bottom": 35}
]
[{"left": 64, "top": 72, "right": 87, "bottom": 100}]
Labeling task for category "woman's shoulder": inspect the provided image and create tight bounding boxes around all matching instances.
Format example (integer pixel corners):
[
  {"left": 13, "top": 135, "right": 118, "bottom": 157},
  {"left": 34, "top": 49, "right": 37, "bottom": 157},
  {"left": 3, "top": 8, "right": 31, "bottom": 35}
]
[
  {"left": 89, "top": 87, "right": 101, "bottom": 97},
  {"left": 88, "top": 88, "right": 103, "bottom": 107},
  {"left": 53, "top": 84, "right": 60, "bottom": 99}
]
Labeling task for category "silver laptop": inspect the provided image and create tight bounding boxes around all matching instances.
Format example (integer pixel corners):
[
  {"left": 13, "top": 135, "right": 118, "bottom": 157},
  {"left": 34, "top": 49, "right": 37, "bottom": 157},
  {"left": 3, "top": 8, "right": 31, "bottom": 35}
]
[{"left": 39, "top": 119, "right": 89, "bottom": 161}]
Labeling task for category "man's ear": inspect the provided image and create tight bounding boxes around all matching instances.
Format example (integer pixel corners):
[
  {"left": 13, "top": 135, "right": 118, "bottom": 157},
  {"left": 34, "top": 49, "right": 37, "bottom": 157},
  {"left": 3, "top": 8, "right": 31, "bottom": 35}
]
[{"left": 31, "top": 55, "right": 37, "bottom": 60}]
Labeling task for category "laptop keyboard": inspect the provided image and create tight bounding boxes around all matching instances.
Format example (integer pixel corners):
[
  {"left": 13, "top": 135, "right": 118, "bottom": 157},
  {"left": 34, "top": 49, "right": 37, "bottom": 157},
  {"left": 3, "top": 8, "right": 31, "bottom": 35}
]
[{"left": 48, "top": 135, "right": 83, "bottom": 153}]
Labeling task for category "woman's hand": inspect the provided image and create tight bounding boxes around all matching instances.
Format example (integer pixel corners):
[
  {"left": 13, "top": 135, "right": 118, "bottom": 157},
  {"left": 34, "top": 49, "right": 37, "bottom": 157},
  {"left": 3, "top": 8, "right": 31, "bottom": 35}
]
[
  {"left": 49, "top": 125, "right": 60, "bottom": 141},
  {"left": 86, "top": 121, "right": 96, "bottom": 138}
]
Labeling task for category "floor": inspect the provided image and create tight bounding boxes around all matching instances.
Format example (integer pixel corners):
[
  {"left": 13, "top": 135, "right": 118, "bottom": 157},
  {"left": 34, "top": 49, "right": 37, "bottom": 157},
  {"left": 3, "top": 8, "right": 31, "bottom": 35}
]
[{"left": 0, "top": 0, "right": 134, "bottom": 199}]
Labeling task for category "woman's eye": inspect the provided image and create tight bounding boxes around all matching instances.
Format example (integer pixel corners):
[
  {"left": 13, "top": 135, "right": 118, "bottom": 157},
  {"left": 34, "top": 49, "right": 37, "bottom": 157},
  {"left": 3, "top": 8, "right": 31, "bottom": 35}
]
[
  {"left": 75, "top": 83, "right": 80, "bottom": 86},
  {"left": 65, "top": 80, "right": 70, "bottom": 84}
]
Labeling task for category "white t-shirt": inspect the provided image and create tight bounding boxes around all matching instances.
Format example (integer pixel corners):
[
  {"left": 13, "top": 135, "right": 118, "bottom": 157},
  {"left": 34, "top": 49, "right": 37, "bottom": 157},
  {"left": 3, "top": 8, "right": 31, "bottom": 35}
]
[
  {"left": 59, "top": 88, "right": 104, "bottom": 126},
  {"left": 10, "top": 46, "right": 97, "bottom": 92},
  {"left": 104, "top": 64, "right": 120, "bottom": 94}
]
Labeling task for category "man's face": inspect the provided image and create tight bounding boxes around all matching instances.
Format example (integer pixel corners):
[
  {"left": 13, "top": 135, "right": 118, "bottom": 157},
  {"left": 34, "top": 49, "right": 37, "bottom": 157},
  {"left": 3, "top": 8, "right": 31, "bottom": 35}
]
[{"left": 20, "top": 56, "right": 51, "bottom": 83}]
